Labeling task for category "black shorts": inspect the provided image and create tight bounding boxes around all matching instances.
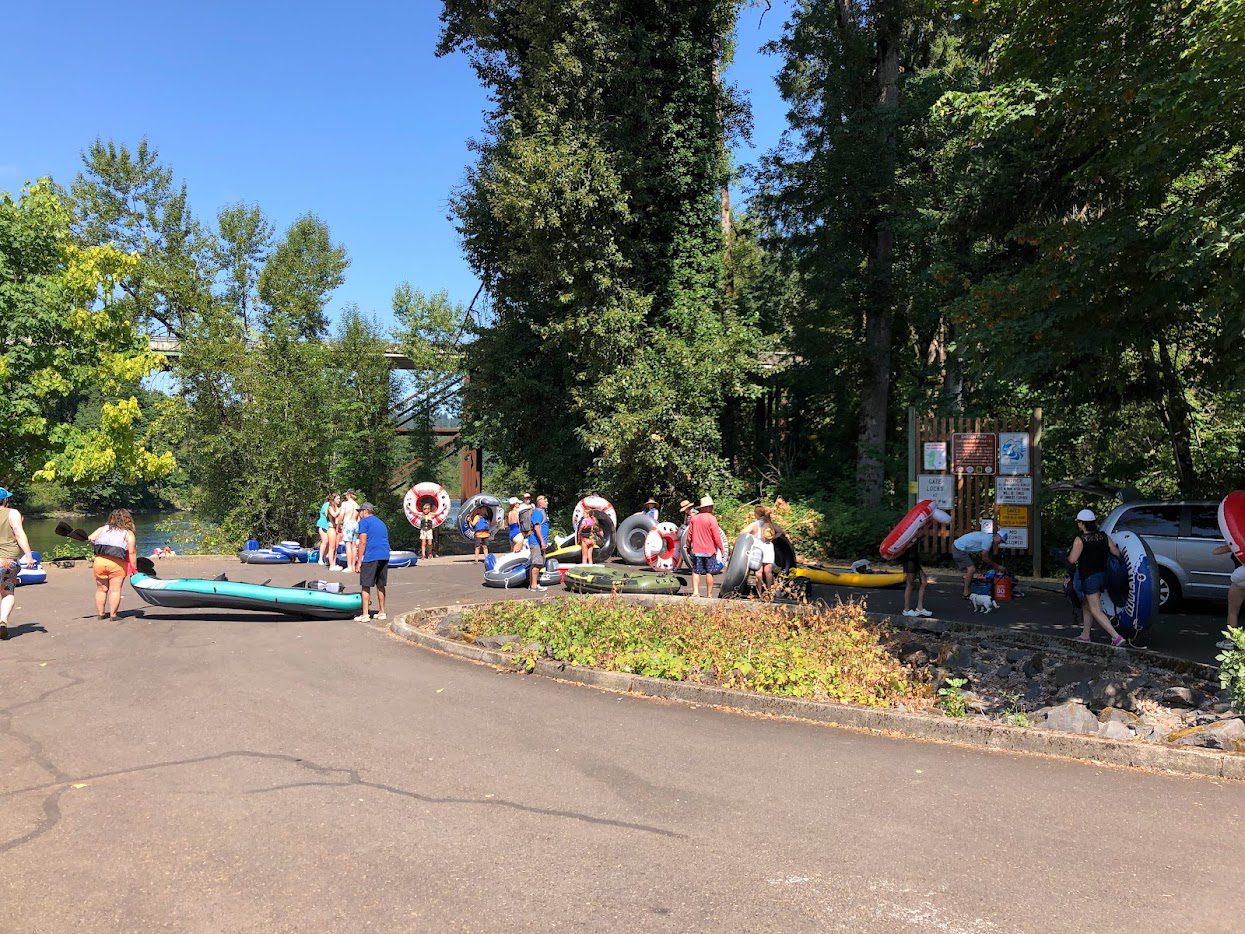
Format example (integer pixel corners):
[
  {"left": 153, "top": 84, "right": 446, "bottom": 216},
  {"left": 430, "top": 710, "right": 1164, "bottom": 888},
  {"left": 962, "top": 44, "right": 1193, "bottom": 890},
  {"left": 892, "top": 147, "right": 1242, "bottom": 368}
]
[
  {"left": 360, "top": 560, "right": 388, "bottom": 589},
  {"left": 901, "top": 551, "right": 923, "bottom": 576}
]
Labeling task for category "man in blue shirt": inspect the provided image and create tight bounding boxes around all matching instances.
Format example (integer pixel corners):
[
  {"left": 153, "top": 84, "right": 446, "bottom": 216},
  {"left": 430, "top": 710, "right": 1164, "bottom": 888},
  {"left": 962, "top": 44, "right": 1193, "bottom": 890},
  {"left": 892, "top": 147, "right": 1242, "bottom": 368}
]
[
  {"left": 951, "top": 529, "right": 1008, "bottom": 600},
  {"left": 527, "top": 496, "right": 550, "bottom": 591},
  {"left": 355, "top": 502, "right": 391, "bottom": 620}
]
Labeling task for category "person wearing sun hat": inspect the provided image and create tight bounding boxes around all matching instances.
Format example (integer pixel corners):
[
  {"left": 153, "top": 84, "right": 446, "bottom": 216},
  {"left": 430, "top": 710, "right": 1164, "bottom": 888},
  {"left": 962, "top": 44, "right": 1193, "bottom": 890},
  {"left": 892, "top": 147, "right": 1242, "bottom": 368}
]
[
  {"left": 1067, "top": 508, "right": 1126, "bottom": 646},
  {"left": 643, "top": 498, "right": 659, "bottom": 522},
  {"left": 0, "top": 486, "right": 35, "bottom": 641},
  {"left": 686, "top": 496, "right": 724, "bottom": 598}
]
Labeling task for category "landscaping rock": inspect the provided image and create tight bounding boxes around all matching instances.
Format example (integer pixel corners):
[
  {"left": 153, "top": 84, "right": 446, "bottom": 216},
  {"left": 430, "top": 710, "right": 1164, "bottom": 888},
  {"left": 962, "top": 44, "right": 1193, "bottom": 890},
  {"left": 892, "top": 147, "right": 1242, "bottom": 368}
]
[
  {"left": 1021, "top": 653, "right": 1044, "bottom": 678},
  {"left": 1098, "top": 721, "right": 1134, "bottom": 741},
  {"left": 993, "top": 665, "right": 1012, "bottom": 679},
  {"left": 1022, "top": 682, "right": 1047, "bottom": 705},
  {"left": 1166, "top": 718, "right": 1245, "bottom": 751},
  {"left": 476, "top": 634, "right": 521, "bottom": 650},
  {"left": 1005, "top": 649, "right": 1028, "bottom": 663},
  {"left": 1212, "top": 703, "right": 1237, "bottom": 715},
  {"left": 1160, "top": 686, "right": 1203, "bottom": 709},
  {"left": 1042, "top": 702, "right": 1100, "bottom": 735},
  {"left": 1052, "top": 662, "right": 1101, "bottom": 687},
  {"left": 1056, "top": 682, "right": 1093, "bottom": 705},
  {"left": 948, "top": 646, "right": 975, "bottom": 670},
  {"left": 522, "top": 642, "right": 545, "bottom": 656},
  {"left": 1088, "top": 677, "right": 1145, "bottom": 712},
  {"left": 434, "top": 622, "right": 464, "bottom": 640},
  {"left": 1099, "top": 707, "right": 1140, "bottom": 724}
]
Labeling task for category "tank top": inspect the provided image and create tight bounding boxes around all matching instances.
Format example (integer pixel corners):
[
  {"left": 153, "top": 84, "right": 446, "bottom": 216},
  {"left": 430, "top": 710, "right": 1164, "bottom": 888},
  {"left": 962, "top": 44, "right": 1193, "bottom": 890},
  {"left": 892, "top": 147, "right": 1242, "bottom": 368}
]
[
  {"left": 93, "top": 525, "right": 130, "bottom": 561},
  {"left": 1076, "top": 531, "right": 1109, "bottom": 577},
  {"left": 317, "top": 502, "right": 331, "bottom": 530},
  {"left": 0, "top": 507, "right": 21, "bottom": 559}
]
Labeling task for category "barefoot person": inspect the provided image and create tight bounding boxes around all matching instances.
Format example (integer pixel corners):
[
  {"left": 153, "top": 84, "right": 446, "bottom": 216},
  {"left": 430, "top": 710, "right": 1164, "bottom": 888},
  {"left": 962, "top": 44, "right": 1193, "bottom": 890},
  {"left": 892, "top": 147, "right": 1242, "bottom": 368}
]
[
  {"left": 505, "top": 497, "right": 524, "bottom": 552},
  {"left": 0, "top": 487, "right": 36, "bottom": 641},
  {"left": 951, "top": 528, "right": 1008, "bottom": 599},
  {"left": 1068, "top": 508, "right": 1126, "bottom": 647},
  {"left": 339, "top": 490, "right": 361, "bottom": 573},
  {"left": 355, "top": 502, "right": 390, "bottom": 621},
  {"left": 87, "top": 509, "right": 138, "bottom": 621},
  {"left": 686, "top": 496, "right": 724, "bottom": 598}
]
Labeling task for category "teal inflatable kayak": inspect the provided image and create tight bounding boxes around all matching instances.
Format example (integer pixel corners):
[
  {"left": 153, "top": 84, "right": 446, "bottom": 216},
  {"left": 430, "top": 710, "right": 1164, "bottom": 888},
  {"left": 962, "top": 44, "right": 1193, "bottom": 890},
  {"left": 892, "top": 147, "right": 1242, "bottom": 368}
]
[
  {"left": 129, "top": 570, "right": 362, "bottom": 620},
  {"left": 562, "top": 565, "right": 682, "bottom": 595}
]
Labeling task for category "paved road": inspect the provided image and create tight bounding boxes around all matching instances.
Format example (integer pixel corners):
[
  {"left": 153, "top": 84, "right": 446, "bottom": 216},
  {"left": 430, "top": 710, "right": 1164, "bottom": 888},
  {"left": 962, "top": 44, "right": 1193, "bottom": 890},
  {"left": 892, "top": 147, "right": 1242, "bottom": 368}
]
[{"left": 2, "top": 557, "right": 1241, "bottom": 931}]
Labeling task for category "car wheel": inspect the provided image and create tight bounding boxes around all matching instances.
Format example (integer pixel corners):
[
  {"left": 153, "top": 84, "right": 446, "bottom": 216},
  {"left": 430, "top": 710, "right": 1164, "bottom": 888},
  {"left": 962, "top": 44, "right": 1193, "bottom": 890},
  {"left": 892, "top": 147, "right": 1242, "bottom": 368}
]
[{"left": 1158, "top": 568, "right": 1181, "bottom": 611}]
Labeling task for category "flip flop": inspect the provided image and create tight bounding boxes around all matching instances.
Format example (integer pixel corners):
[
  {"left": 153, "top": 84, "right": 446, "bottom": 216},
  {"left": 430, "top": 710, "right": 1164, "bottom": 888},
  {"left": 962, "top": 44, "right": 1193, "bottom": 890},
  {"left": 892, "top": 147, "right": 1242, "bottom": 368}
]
[{"left": 1075, "top": 636, "right": 1092, "bottom": 643}]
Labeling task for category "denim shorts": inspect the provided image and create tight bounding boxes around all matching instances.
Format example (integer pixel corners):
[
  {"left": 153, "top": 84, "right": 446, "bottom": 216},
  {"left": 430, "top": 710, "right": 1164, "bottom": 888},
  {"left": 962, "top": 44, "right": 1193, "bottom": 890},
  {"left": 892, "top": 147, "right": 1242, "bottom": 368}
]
[{"left": 1081, "top": 571, "right": 1106, "bottom": 595}]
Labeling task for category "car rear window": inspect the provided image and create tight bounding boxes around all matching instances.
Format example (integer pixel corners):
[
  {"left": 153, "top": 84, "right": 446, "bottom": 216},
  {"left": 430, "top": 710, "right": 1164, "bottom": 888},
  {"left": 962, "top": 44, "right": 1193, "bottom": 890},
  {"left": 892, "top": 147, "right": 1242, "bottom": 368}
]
[
  {"left": 1189, "top": 505, "right": 1224, "bottom": 540},
  {"left": 1115, "top": 505, "right": 1182, "bottom": 537}
]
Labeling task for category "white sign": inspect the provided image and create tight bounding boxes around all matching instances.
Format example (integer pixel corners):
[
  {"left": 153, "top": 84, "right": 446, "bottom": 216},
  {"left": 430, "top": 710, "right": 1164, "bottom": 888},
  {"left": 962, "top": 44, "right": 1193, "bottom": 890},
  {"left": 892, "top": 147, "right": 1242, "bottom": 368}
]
[
  {"left": 918, "top": 474, "right": 954, "bottom": 510},
  {"left": 996, "top": 476, "right": 1033, "bottom": 506},
  {"left": 923, "top": 442, "right": 947, "bottom": 471},
  {"left": 1000, "top": 527, "right": 1028, "bottom": 550},
  {"left": 998, "top": 432, "right": 1031, "bottom": 475}
]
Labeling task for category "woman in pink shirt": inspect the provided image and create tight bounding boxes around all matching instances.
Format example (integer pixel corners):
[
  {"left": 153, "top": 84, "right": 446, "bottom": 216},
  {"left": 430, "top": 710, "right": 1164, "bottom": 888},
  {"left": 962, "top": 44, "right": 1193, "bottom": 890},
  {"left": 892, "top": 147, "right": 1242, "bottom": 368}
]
[{"left": 685, "top": 496, "right": 724, "bottom": 598}]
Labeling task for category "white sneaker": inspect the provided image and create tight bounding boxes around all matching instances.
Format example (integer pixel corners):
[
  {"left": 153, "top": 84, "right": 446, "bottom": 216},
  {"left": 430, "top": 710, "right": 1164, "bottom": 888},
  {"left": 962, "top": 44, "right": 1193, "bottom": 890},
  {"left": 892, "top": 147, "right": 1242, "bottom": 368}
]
[
  {"left": 374, "top": 613, "right": 387, "bottom": 621},
  {"left": 353, "top": 614, "right": 370, "bottom": 622},
  {"left": 902, "top": 609, "right": 918, "bottom": 617},
  {"left": 917, "top": 608, "right": 933, "bottom": 618},
  {"left": 534, "top": 585, "right": 548, "bottom": 592}
]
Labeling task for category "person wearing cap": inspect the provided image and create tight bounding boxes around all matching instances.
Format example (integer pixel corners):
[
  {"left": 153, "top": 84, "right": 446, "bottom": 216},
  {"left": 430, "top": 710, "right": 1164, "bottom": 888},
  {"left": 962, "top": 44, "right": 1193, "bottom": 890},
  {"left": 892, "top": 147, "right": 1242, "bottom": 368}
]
[
  {"left": 340, "top": 490, "right": 361, "bottom": 572},
  {"left": 0, "top": 487, "right": 36, "bottom": 640},
  {"left": 354, "top": 502, "right": 390, "bottom": 621},
  {"left": 643, "top": 498, "right": 659, "bottom": 522},
  {"left": 506, "top": 497, "right": 524, "bottom": 552},
  {"left": 686, "top": 496, "right": 724, "bottom": 598},
  {"left": 1067, "top": 508, "right": 1126, "bottom": 646},
  {"left": 951, "top": 528, "right": 1008, "bottom": 599}
]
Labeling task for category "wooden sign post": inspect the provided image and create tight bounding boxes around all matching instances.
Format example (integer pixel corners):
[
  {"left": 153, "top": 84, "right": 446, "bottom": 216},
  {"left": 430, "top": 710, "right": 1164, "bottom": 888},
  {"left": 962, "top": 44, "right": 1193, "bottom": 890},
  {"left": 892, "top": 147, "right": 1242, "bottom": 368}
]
[{"left": 907, "top": 408, "right": 1043, "bottom": 578}]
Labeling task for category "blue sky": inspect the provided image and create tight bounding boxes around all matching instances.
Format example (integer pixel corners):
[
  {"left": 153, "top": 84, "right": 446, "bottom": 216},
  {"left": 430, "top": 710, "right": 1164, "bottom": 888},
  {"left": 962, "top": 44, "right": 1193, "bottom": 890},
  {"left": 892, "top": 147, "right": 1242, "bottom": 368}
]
[{"left": 1, "top": 1, "right": 792, "bottom": 329}]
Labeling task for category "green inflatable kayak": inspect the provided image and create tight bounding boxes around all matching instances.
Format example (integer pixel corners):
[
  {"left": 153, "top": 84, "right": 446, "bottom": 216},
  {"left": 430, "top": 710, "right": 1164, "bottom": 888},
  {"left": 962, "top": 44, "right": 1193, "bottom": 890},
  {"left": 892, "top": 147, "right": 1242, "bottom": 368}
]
[{"left": 562, "top": 565, "right": 683, "bottom": 595}]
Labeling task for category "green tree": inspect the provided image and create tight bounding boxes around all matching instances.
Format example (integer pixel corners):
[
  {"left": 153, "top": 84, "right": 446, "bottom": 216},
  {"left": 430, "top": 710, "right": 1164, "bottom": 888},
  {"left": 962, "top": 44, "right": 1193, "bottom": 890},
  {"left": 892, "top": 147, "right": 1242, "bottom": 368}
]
[
  {"left": 214, "top": 202, "right": 273, "bottom": 334},
  {"left": 71, "top": 137, "right": 214, "bottom": 337},
  {"left": 257, "top": 213, "right": 349, "bottom": 340},
  {"left": 440, "top": 0, "right": 759, "bottom": 504},
  {"left": 0, "top": 182, "right": 176, "bottom": 488},
  {"left": 329, "top": 307, "right": 397, "bottom": 502}
]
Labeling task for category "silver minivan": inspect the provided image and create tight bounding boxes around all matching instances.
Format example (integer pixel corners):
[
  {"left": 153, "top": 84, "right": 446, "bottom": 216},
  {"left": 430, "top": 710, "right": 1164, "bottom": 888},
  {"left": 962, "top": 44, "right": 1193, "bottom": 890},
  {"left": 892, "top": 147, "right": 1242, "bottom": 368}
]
[{"left": 1100, "top": 500, "right": 1235, "bottom": 608}]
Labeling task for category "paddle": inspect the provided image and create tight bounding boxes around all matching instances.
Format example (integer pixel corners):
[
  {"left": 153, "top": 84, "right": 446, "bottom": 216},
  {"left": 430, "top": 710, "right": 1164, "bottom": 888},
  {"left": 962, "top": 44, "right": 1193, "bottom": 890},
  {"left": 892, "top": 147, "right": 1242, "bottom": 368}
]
[{"left": 53, "top": 520, "right": 90, "bottom": 542}]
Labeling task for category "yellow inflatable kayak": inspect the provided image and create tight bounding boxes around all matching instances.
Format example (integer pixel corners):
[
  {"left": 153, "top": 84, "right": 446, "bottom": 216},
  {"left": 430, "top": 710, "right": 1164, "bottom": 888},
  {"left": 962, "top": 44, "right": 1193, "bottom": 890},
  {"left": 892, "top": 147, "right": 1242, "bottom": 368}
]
[{"left": 791, "top": 564, "right": 906, "bottom": 588}]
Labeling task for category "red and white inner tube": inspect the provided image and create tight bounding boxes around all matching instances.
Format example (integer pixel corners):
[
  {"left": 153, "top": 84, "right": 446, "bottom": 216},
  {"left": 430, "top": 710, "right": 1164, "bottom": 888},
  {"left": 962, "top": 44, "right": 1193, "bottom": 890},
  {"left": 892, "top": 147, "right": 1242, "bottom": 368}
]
[
  {"left": 573, "top": 496, "right": 617, "bottom": 529},
  {"left": 879, "top": 499, "right": 951, "bottom": 560},
  {"left": 1219, "top": 490, "right": 1245, "bottom": 564},
  {"left": 644, "top": 522, "right": 681, "bottom": 571},
  {"left": 403, "top": 482, "right": 452, "bottom": 528}
]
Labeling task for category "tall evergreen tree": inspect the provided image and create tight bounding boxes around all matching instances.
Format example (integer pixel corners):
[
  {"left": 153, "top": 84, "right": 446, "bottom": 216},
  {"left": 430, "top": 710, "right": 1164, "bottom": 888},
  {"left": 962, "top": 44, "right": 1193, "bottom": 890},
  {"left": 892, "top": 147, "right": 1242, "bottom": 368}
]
[{"left": 439, "top": 0, "right": 758, "bottom": 504}]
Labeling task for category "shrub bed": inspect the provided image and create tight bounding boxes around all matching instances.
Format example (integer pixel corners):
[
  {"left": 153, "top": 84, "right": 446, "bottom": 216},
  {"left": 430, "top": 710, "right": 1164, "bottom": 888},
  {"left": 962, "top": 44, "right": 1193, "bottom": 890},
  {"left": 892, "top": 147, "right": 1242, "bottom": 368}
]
[{"left": 463, "top": 597, "right": 932, "bottom": 708}]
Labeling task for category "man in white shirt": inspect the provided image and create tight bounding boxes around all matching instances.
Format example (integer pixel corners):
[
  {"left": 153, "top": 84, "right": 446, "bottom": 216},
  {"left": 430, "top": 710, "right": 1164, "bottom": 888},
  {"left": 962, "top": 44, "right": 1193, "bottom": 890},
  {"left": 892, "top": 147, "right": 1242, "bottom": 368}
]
[{"left": 951, "top": 529, "right": 1007, "bottom": 600}]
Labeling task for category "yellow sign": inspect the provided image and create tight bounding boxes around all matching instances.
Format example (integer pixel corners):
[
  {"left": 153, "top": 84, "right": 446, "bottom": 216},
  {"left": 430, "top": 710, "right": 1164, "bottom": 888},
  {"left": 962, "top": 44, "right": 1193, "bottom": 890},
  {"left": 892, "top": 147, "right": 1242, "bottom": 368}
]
[{"left": 998, "top": 505, "right": 1028, "bottom": 527}]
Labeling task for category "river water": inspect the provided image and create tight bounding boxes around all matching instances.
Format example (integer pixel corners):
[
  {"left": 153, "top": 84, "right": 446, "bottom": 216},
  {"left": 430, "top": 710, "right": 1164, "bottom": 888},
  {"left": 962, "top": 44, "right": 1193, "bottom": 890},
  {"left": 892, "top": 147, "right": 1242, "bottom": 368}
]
[{"left": 22, "top": 513, "right": 196, "bottom": 559}]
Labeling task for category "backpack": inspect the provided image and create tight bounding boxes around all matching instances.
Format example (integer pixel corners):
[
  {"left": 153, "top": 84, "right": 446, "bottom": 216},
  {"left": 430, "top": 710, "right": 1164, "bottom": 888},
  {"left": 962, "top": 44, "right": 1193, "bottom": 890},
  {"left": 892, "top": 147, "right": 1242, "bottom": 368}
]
[{"left": 519, "top": 510, "right": 535, "bottom": 535}]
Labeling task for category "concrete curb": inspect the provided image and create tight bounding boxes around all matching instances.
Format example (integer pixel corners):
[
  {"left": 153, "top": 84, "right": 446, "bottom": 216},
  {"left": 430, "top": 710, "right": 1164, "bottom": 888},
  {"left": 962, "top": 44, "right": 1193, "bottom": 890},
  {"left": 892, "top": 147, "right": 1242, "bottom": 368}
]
[{"left": 389, "top": 609, "right": 1244, "bottom": 783}]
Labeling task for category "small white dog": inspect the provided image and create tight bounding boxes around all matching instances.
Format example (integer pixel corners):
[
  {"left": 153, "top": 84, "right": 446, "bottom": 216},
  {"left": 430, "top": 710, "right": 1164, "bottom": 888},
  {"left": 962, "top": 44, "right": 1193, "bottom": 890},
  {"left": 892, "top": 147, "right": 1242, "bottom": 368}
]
[{"left": 969, "top": 593, "right": 999, "bottom": 614}]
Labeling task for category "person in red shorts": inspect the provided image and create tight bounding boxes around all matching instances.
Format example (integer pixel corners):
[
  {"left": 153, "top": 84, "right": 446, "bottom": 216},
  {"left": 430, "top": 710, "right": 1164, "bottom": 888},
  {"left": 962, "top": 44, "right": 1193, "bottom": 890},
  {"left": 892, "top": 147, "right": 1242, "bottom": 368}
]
[{"left": 686, "top": 496, "right": 725, "bottom": 598}]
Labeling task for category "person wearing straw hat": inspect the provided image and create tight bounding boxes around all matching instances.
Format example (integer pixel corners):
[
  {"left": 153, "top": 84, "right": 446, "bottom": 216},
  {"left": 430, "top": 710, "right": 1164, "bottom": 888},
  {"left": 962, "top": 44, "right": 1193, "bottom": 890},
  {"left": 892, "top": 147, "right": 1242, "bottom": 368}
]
[
  {"left": 0, "top": 487, "right": 36, "bottom": 640},
  {"left": 643, "top": 498, "right": 659, "bottom": 522},
  {"left": 686, "top": 496, "right": 724, "bottom": 598}
]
